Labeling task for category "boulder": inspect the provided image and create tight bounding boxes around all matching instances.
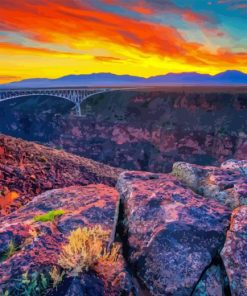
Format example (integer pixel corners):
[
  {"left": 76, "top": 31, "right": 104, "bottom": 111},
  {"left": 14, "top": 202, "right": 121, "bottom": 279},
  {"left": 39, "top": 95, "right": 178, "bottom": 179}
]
[
  {"left": 221, "top": 206, "right": 247, "bottom": 296},
  {"left": 117, "top": 171, "right": 230, "bottom": 296},
  {"left": 172, "top": 162, "right": 206, "bottom": 190},
  {"left": 172, "top": 161, "right": 247, "bottom": 209},
  {"left": 0, "top": 185, "right": 134, "bottom": 295}
]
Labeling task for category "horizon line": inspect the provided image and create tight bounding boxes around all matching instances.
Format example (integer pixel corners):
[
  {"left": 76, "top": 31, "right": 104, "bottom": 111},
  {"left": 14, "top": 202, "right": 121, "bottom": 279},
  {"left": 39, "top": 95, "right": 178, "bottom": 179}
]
[{"left": 1, "top": 69, "right": 247, "bottom": 85}]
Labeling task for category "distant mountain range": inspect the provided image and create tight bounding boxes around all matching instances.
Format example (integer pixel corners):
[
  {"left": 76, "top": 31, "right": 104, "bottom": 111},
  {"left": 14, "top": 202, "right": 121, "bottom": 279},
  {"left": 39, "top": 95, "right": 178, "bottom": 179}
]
[{"left": 1, "top": 70, "right": 247, "bottom": 88}]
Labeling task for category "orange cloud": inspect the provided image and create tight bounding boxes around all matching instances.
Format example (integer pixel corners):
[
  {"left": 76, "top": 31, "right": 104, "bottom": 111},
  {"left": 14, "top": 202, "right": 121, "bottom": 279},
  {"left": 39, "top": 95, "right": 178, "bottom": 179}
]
[
  {"left": 0, "top": 0, "right": 246, "bottom": 83},
  {"left": 0, "top": 41, "right": 75, "bottom": 56},
  {"left": 0, "top": 0, "right": 196, "bottom": 59},
  {"left": 94, "top": 56, "right": 125, "bottom": 62},
  {"left": 0, "top": 75, "right": 21, "bottom": 83},
  {"left": 103, "top": 0, "right": 156, "bottom": 15},
  {"left": 181, "top": 10, "right": 211, "bottom": 25}
]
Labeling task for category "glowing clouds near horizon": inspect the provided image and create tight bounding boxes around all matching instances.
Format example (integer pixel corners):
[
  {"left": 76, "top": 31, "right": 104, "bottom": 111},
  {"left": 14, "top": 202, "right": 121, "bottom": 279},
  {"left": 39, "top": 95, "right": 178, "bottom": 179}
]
[{"left": 0, "top": 0, "right": 247, "bottom": 83}]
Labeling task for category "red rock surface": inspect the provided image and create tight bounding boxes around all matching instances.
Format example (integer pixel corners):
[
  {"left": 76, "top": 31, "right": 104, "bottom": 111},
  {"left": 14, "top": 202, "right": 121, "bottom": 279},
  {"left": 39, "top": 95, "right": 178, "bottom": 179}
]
[
  {"left": 0, "top": 134, "right": 122, "bottom": 216},
  {"left": 117, "top": 171, "right": 230, "bottom": 296},
  {"left": 221, "top": 206, "right": 247, "bottom": 296},
  {"left": 172, "top": 160, "right": 247, "bottom": 209},
  {"left": 0, "top": 185, "right": 135, "bottom": 295}
]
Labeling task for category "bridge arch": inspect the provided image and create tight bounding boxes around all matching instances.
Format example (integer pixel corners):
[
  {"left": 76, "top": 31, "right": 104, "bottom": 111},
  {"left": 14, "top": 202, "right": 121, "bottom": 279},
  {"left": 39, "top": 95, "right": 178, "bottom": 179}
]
[
  {"left": 0, "top": 88, "right": 111, "bottom": 116},
  {"left": 0, "top": 93, "right": 81, "bottom": 116}
]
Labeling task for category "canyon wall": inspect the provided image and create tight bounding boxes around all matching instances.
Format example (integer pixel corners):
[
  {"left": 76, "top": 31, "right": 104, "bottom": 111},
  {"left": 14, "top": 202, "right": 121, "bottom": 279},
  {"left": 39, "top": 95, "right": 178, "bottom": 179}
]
[{"left": 0, "top": 89, "right": 246, "bottom": 172}]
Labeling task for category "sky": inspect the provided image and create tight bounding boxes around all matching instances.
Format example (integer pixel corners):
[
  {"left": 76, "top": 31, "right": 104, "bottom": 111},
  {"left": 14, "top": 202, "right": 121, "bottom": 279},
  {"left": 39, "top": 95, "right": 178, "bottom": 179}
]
[{"left": 0, "top": 0, "right": 247, "bottom": 83}]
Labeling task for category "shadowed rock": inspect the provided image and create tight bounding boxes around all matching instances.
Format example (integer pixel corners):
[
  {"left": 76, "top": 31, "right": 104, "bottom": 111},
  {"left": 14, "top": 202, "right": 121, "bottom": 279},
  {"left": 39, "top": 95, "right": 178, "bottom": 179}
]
[
  {"left": 221, "top": 206, "right": 247, "bottom": 296},
  {"left": 117, "top": 171, "right": 230, "bottom": 296},
  {"left": 192, "top": 261, "right": 229, "bottom": 296}
]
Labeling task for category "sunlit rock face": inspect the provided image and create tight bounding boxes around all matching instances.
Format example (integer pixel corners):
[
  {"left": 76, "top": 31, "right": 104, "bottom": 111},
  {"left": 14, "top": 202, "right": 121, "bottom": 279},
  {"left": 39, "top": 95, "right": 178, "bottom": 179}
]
[
  {"left": 0, "top": 185, "right": 135, "bottom": 295},
  {"left": 0, "top": 134, "right": 122, "bottom": 215},
  {"left": 117, "top": 171, "right": 231, "bottom": 296},
  {"left": 0, "top": 90, "right": 246, "bottom": 172}
]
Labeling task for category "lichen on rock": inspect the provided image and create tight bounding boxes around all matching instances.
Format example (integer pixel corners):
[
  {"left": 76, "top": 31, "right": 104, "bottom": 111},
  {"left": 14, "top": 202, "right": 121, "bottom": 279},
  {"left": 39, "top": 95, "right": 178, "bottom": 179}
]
[{"left": 117, "top": 170, "right": 231, "bottom": 296}]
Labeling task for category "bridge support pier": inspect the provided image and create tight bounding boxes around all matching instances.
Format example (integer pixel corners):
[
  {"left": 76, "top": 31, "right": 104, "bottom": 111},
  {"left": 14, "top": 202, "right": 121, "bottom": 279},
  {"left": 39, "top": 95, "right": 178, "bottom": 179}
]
[{"left": 75, "top": 102, "right": 82, "bottom": 116}]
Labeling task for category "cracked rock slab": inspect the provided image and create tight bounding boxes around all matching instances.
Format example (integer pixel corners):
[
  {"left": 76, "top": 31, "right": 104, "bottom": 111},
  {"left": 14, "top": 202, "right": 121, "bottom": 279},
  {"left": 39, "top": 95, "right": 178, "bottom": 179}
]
[{"left": 117, "top": 171, "right": 231, "bottom": 296}]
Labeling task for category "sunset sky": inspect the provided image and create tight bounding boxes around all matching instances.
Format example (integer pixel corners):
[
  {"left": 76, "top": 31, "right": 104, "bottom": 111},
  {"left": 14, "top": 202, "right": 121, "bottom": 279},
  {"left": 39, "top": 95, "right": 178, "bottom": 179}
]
[{"left": 0, "top": 0, "right": 247, "bottom": 83}]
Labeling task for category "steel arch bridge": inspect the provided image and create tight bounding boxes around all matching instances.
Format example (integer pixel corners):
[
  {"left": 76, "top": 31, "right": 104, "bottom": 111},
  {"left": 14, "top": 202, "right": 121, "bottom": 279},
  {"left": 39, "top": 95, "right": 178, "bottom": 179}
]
[{"left": 0, "top": 88, "right": 111, "bottom": 116}]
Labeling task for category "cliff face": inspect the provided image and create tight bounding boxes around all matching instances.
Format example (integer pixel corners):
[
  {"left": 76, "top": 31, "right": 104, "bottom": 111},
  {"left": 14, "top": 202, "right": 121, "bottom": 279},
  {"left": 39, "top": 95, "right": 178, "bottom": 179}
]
[{"left": 0, "top": 89, "right": 246, "bottom": 172}]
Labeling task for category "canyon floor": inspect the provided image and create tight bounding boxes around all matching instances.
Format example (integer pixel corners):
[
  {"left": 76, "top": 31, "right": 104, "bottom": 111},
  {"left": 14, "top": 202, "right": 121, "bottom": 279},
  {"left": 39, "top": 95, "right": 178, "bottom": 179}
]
[{"left": 0, "top": 134, "right": 246, "bottom": 296}]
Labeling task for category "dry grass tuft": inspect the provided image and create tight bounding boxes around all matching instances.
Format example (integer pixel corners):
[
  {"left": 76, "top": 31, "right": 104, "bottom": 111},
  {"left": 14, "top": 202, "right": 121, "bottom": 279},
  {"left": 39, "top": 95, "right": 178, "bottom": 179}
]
[
  {"left": 99, "top": 243, "right": 120, "bottom": 265},
  {"left": 58, "top": 225, "right": 110, "bottom": 276}
]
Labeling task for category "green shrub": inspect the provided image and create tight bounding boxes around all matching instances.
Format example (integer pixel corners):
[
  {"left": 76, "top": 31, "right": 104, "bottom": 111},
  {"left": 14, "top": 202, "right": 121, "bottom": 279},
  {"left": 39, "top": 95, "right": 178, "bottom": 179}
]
[
  {"left": 34, "top": 210, "right": 65, "bottom": 223},
  {"left": 0, "top": 272, "right": 51, "bottom": 296},
  {"left": 0, "top": 240, "right": 17, "bottom": 262},
  {"left": 5, "top": 240, "right": 16, "bottom": 259},
  {"left": 0, "top": 290, "right": 10, "bottom": 296},
  {"left": 15, "top": 271, "right": 50, "bottom": 296}
]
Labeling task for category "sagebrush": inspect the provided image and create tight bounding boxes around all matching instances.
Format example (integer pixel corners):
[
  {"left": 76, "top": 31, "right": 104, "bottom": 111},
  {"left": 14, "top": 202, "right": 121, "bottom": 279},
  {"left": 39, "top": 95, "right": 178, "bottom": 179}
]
[{"left": 58, "top": 225, "right": 119, "bottom": 276}]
